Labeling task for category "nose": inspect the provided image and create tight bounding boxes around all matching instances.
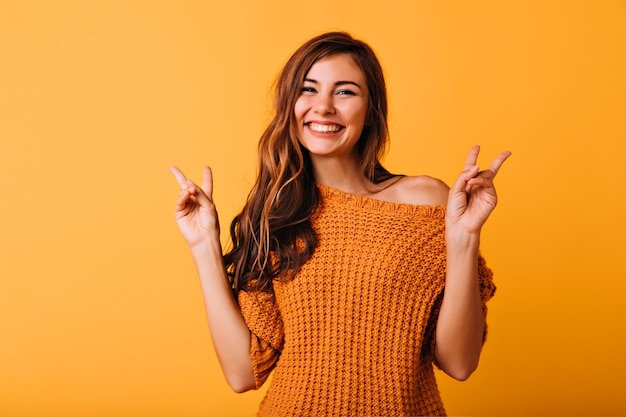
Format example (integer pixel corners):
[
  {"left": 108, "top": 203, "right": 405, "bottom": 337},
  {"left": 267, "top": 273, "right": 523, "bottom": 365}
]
[{"left": 313, "top": 93, "right": 335, "bottom": 115}]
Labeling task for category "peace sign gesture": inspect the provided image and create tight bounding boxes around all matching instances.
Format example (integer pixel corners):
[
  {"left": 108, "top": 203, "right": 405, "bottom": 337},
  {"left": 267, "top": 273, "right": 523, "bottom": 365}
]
[
  {"left": 446, "top": 146, "right": 511, "bottom": 234},
  {"left": 169, "top": 166, "right": 221, "bottom": 247}
]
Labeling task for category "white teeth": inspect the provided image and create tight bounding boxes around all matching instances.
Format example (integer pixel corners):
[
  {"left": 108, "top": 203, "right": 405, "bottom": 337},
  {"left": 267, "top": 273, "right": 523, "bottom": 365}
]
[{"left": 308, "top": 122, "right": 341, "bottom": 133}]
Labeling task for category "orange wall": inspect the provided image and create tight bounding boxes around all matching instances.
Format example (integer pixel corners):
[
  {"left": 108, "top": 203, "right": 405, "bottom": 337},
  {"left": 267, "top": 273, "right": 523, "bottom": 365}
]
[{"left": 1, "top": 1, "right": 625, "bottom": 416}]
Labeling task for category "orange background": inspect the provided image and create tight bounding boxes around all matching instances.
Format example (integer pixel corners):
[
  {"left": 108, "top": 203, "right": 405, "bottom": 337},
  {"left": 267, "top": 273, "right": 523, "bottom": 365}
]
[{"left": 1, "top": 1, "right": 625, "bottom": 416}]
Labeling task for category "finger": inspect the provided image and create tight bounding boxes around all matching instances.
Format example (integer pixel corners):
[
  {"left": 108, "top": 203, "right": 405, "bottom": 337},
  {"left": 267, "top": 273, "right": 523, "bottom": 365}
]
[
  {"left": 485, "top": 151, "right": 512, "bottom": 178},
  {"left": 186, "top": 177, "right": 212, "bottom": 206},
  {"left": 201, "top": 166, "right": 213, "bottom": 198},
  {"left": 451, "top": 165, "right": 480, "bottom": 194},
  {"left": 463, "top": 145, "right": 481, "bottom": 170},
  {"left": 467, "top": 176, "right": 495, "bottom": 189},
  {"left": 475, "top": 168, "right": 495, "bottom": 181},
  {"left": 175, "top": 188, "right": 193, "bottom": 210},
  {"left": 169, "top": 166, "right": 189, "bottom": 190}
]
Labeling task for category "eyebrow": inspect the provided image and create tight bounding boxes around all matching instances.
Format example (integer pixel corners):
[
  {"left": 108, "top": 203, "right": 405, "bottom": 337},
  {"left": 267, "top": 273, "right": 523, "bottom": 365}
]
[{"left": 303, "top": 78, "right": 362, "bottom": 89}]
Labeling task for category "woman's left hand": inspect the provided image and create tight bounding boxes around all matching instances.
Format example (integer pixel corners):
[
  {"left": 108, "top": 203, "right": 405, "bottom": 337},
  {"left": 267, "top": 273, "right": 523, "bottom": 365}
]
[{"left": 446, "top": 145, "right": 511, "bottom": 234}]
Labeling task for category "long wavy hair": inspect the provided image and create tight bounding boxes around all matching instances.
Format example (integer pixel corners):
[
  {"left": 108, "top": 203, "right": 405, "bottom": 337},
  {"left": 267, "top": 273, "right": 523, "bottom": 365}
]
[{"left": 224, "top": 31, "right": 394, "bottom": 295}]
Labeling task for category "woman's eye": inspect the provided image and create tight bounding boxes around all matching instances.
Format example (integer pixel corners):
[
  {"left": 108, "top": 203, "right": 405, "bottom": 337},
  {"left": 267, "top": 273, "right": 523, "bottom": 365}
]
[
  {"left": 337, "top": 90, "right": 356, "bottom": 95},
  {"left": 301, "top": 87, "right": 316, "bottom": 93}
]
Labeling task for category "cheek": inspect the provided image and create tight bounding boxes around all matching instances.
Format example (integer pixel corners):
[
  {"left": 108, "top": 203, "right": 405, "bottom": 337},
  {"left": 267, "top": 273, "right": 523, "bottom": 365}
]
[
  {"left": 347, "top": 103, "right": 369, "bottom": 127},
  {"left": 293, "top": 98, "right": 308, "bottom": 120}
]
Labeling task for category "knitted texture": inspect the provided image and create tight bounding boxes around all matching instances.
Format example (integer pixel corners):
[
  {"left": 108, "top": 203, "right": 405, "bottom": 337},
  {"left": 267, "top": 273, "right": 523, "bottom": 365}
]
[{"left": 238, "top": 184, "right": 496, "bottom": 417}]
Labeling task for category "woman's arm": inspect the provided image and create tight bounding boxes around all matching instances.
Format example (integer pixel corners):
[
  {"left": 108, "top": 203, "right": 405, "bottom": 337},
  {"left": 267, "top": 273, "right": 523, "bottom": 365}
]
[
  {"left": 434, "top": 146, "right": 510, "bottom": 381},
  {"left": 170, "top": 166, "right": 256, "bottom": 393},
  {"left": 435, "top": 231, "right": 483, "bottom": 381}
]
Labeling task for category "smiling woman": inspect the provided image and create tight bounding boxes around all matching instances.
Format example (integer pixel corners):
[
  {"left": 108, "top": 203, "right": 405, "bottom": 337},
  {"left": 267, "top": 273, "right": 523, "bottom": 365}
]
[
  {"left": 170, "top": 31, "right": 510, "bottom": 416},
  {"left": 294, "top": 54, "right": 369, "bottom": 164}
]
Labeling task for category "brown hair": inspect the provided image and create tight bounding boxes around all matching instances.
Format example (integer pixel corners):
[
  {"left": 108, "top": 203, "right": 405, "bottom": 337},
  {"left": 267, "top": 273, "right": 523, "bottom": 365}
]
[{"left": 224, "top": 31, "right": 394, "bottom": 295}]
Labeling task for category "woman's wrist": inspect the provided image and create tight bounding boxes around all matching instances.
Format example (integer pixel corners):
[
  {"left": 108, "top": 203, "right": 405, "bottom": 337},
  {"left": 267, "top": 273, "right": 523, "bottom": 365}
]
[
  {"left": 189, "top": 234, "right": 223, "bottom": 257},
  {"left": 445, "top": 226, "right": 481, "bottom": 252}
]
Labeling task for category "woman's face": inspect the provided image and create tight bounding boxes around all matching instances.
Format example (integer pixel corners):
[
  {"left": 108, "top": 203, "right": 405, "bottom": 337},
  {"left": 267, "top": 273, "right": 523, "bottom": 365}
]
[{"left": 294, "top": 53, "right": 369, "bottom": 162}]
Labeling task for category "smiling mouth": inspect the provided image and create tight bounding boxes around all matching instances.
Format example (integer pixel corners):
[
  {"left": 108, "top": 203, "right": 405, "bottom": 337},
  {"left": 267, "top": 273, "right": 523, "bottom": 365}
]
[{"left": 307, "top": 122, "right": 344, "bottom": 133}]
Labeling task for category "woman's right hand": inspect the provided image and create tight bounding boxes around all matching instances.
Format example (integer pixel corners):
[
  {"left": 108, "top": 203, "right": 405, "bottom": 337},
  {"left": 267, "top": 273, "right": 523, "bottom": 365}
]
[
  {"left": 169, "top": 166, "right": 220, "bottom": 247},
  {"left": 170, "top": 166, "right": 256, "bottom": 392}
]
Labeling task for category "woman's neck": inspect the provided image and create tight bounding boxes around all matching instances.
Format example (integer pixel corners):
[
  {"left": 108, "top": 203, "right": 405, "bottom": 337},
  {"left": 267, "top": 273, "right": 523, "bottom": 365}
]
[{"left": 310, "top": 154, "right": 373, "bottom": 195}]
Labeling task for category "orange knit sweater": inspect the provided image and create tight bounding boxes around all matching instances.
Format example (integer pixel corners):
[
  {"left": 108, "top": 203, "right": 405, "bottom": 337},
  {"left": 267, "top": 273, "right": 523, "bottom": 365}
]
[{"left": 238, "top": 184, "right": 496, "bottom": 417}]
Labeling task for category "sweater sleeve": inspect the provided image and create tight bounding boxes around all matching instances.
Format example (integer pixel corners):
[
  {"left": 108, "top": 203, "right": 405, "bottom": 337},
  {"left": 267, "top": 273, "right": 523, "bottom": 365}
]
[
  {"left": 477, "top": 255, "right": 496, "bottom": 320},
  {"left": 237, "top": 289, "right": 284, "bottom": 389}
]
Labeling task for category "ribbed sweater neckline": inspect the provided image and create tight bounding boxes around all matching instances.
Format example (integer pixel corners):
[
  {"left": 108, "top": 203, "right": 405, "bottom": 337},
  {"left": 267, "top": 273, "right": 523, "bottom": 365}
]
[{"left": 315, "top": 182, "right": 446, "bottom": 217}]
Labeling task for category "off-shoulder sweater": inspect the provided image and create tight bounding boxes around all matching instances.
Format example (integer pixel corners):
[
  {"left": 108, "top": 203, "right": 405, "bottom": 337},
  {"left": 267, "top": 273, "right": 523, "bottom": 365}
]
[{"left": 238, "top": 184, "right": 496, "bottom": 417}]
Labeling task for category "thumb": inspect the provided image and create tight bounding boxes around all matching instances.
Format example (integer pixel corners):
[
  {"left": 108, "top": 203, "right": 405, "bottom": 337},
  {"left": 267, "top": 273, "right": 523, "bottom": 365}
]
[
  {"left": 186, "top": 178, "right": 212, "bottom": 206},
  {"left": 450, "top": 165, "right": 479, "bottom": 196}
]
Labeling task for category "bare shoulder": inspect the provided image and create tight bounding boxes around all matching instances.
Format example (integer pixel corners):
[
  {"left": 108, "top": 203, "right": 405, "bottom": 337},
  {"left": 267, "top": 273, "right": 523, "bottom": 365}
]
[{"left": 376, "top": 175, "right": 449, "bottom": 206}]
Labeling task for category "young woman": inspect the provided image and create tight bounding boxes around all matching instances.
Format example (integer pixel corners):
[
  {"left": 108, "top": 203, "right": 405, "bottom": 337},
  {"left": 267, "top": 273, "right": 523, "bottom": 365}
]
[{"left": 170, "top": 31, "right": 510, "bottom": 417}]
